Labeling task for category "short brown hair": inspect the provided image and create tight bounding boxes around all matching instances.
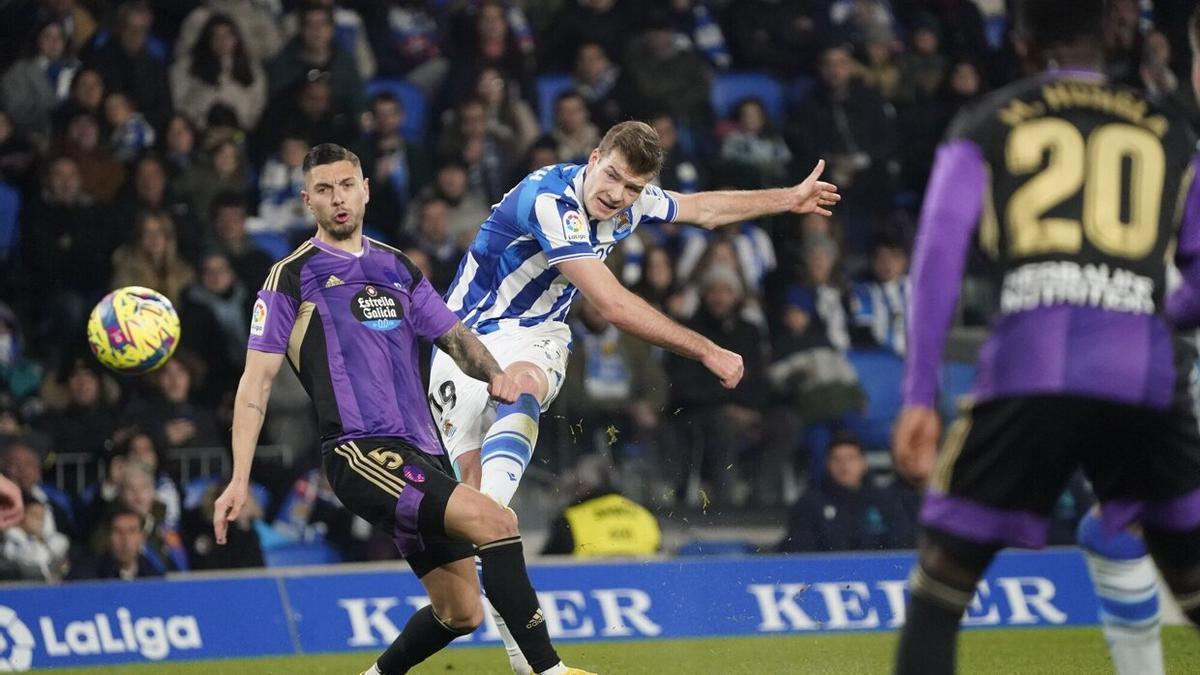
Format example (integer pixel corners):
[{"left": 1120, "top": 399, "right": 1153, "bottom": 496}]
[
  {"left": 303, "top": 143, "right": 361, "bottom": 174},
  {"left": 597, "top": 121, "right": 663, "bottom": 177}
]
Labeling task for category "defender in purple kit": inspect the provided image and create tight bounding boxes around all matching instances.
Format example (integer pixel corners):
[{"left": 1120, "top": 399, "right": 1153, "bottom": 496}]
[
  {"left": 210, "top": 144, "right": 595, "bottom": 675},
  {"left": 892, "top": 2, "right": 1200, "bottom": 673}
]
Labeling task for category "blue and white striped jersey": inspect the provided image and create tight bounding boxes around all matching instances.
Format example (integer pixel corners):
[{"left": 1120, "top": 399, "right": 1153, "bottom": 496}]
[{"left": 444, "top": 163, "right": 678, "bottom": 335}]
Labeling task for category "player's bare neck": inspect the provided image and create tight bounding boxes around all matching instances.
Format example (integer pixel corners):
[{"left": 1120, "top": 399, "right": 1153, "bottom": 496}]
[{"left": 316, "top": 229, "right": 366, "bottom": 255}]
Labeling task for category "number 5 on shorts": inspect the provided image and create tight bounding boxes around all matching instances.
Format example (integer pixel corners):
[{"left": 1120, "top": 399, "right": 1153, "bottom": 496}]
[{"left": 369, "top": 447, "right": 403, "bottom": 470}]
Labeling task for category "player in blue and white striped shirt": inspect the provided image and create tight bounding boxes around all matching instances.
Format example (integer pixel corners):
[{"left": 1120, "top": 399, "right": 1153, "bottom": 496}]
[{"left": 429, "top": 121, "right": 839, "bottom": 673}]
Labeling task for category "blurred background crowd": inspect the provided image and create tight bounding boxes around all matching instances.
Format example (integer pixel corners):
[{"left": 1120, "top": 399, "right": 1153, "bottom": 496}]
[{"left": 0, "top": 0, "right": 1192, "bottom": 582}]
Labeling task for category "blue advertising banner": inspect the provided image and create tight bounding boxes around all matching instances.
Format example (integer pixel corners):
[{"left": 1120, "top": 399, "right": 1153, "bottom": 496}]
[
  {"left": 282, "top": 549, "right": 1099, "bottom": 654},
  {"left": 0, "top": 549, "right": 1100, "bottom": 670},
  {"left": 0, "top": 577, "right": 293, "bottom": 670}
]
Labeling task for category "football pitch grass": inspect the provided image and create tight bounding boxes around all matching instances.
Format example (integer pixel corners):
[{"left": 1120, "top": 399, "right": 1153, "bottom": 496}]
[{"left": 45, "top": 626, "right": 1200, "bottom": 674}]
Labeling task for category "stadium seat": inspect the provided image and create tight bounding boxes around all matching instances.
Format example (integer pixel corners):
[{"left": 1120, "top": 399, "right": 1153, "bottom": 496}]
[
  {"left": 250, "top": 231, "right": 292, "bottom": 260},
  {"left": 364, "top": 78, "right": 428, "bottom": 143},
  {"left": 535, "top": 73, "right": 574, "bottom": 131},
  {"left": 784, "top": 76, "right": 816, "bottom": 111},
  {"left": 843, "top": 348, "right": 905, "bottom": 451},
  {"left": 262, "top": 539, "right": 343, "bottom": 567},
  {"left": 939, "top": 361, "right": 977, "bottom": 422},
  {"left": 0, "top": 181, "right": 19, "bottom": 265},
  {"left": 676, "top": 539, "right": 756, "bottom": 556},
  {"left": 710, "top": 72, "right": 784, "bottom": 125}
]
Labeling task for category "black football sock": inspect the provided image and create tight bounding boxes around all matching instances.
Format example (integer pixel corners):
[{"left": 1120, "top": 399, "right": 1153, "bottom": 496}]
[
  {"left": 477, "top": 536, "right": 561, "bottom": 672},
  {"left": 376, "top": 605, "right": 471, "bottom": 674},
  {"left": 894, "top": 567, "right": 972, "bottom": 675}
]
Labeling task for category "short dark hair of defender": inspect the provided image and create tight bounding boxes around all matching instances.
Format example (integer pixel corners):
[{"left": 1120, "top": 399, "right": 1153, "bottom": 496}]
[
  {"left": 596, "top": 121, "right": 664, "bottom": 177},
  {"left": 1016, "top": 0, "right": 1104, "bottom": 54},
  {"left": 302, "top": 143, "right": 362, "bottom": 174}
]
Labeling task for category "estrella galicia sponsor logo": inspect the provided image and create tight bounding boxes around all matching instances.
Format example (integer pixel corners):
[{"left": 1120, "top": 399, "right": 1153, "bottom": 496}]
[
  {"left": 402, "top": 465, "right": 426, "bottom": 483},
  {"left": 0, "top": 604, "right": 203, "bottom": 671},
  {"left": 352, "top": 285, "right": 404, "bottom": 331}
]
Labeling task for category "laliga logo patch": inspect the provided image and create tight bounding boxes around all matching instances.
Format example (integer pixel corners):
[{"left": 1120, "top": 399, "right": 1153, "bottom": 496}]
[
  {"left": 403, "top": 465, "right": 426, "bottom": 483},
  {"left": 351, "top": 285, "right": 404, "bottom": 331},
  {"left": 250, "top": 298, "right": 267, "bottom": 337},
  {"left": 562, "top": 210, "right": 589, "bottom": 244},
  {"left": 0, "top": 605, "right": 35, "bottom": 671}
]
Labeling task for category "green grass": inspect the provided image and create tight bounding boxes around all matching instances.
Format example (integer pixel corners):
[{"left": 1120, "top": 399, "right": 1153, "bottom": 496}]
[{"left": 43, "top": 627, "right": 1200, "bottom": 674}]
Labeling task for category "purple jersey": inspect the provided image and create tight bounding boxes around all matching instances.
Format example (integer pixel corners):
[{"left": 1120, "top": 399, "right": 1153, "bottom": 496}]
[
  {"left": 904, "top": 69, "right": 1200, "bottom": 411},
  {"left": 248, "top": 236, "right": 458, "bottom": 452}
]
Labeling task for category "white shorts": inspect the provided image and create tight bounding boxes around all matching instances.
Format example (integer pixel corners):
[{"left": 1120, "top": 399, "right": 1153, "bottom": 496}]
[{"left": 428, "top": 321, "right": 571, "bottom": 463}]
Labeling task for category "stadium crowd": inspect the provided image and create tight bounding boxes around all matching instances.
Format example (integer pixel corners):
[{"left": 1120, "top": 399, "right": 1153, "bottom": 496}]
[{"left": 0, "top": 0, "right": 1194, "bottom": 582}]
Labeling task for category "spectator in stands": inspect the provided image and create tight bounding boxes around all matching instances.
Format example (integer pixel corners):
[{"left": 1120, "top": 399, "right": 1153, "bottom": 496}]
[
  {"left": 649, "top": 113, "right": 701, "bottom": 194},
  {"left": 829, "top": 0, "right": 897, "bottom": 49},
  {"left": 181, "top": 479, "right": 264, "bottom": 570},
  {"left": 78, "top": 508, "right": 163, "bottom": 580},
  {"left": 258, "top": 75, "right": 356, "bottom": 163},
  {"left": 52, "top": 110, "right": 124, "bottom": 203},
  {"left": 273, "top": 468, "right": 372, "bottom": 562},
  {"left": 267, "top": 4, "right": 364, "bottom": 117},
  {"left": 666, "top": 265, "right": 768, "bottom": 505},
  {"left": 851, "top": 234, "right": 910, "bottom": 357},
  {"left": 106, "top": 154, "right": 199, "bottom": 262},
  {"left": 557, "top": 296, "right": 671, "bottom": 491},
  {"left": 174, "top": 0, "right": 282, "bottom": 65},
  {"left": 437, "top": 97, "right": 514, "bottom": 204},
  {"left": 208, "top": 191, "right": 272, "bottom": 290},
  {"left": 49, "top": 66, "right": 103, "bottom": 135},
  {"left": 546, "top": 0, "right": 635, "bottom": 73},
  {"left": 423, "top": 157, "right": 493, "bottom": 248},
  {"left": 1104, "top": 0, "right": 1144, "bottom": 86},
  {"left": 663, "top": 0, "right": 730, "bottom": 72},
  {"left": 37, "top": 356, "right": 117, "bottom": 460},
  {"left": 573, "top": 42, "right": 625, "bottom": 132},
  {"left": 22, "top": 0, "right": 97, "bottom": 56},
  {"left": 448, "top": 0, "right": 537, "bottom": 101},
  {"left": 360, "top": 0, "right": 448, "bottom": 92},
  {"left": 78, "top": 439, "right": 130, "bottom": 535},
  {"left": 909, "top": 0, "right": 989, "bottom": 64},
  {"left": 401, "top": 195, "right": 463, "bottom": 294},
  {"left": 782, "top": 233, "right": 852, "bottom": 351},
  {"left": 723, "top": 0, "right": 822, "bottom": 78},
  {"left": 550, "top": 91, "right": 599, "bottom": 164},
  {"left": 788, "top": 43, "right": 896, "bottom": 251},
  {"left": 474, "top": 66, "right": 540, "bottom": 155},
  {"left": 719, "top": 97, "right": 793, "bottom": 187},
  {"left": 257, "top": 135, "right": 313, "bottom": 235},
  {"left": 121, "top": 431, "right": 181, "bottom": 529},
  {"left": 542, "top": 454, "right": 662, "bottom": 556},
  {"left": 678, "top": 235, "right": 770, "bottom": 327},
  {"left": 2, "top": 440, "right": 73, "bottom": 540},
  {"left": 896, "top": 15, "right": 948, "bottom": 104},
  {"left": 90, "top": 461, "right": 187, "bottom": 573},
  {"left": 777, "top": 434, "right": 916, "bottom": 552},
  {"left": 170, "top": 12, "right": 267, "bottom": 131},
  {"left": 24, "top": 156, "right": 105, "bottom": 339},
  {"left": 0, "top": 111, "right": 37, "bottom": 189},
  {"left": 103, "top": 92, "right": 155, "bottom": 162},
  {"left": 179, "top": 250, "right": 250, "bottom": 403},
  {"left": 898, "top": 57, "right": 983, "bottom": 196},
  {"left": 634, "top": 244, "right": 687, "bottom": 319},
  {"left": 175, "top": 138, "right": 252, "bottom": 225},
  {"left": 622, "top": 10, "right": 711, "bottom": 131},
  {"left": 111, "top": 209, "right": 195, "bottom": 307},
  {"left": 121, "top": 353, "right": 220, "bottom": 453},
  {"left": 857, "top": 27, "right": 901, "bottom": 102},
  {"left": 356, "top": 92, "right": 428, "bottom": 230},
  {"left": 162, "top": 113, "right": 197, "bottom": 177},
  {"left": 0, "top": 303, "right": 43, "bottom": 405},
  {"left": 83, "top": 0, "right": 172, "bottom": 131},
  {"left": 281, "top": 0, "right": 375, "bottom": 81},
  {"left": 1, "top": 18, "right": 79, "bottom": 141},
  {"left": 2, "top": 495, "right": 69, "bottom": 581}
]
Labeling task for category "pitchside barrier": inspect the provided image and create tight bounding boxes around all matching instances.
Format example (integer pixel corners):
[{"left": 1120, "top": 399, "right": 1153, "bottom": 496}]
[{"left": 0, "top": 549, "right": 1178, "bottom": 671}]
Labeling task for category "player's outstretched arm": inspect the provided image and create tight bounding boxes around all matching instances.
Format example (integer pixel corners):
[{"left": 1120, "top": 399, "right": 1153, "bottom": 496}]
[
  {"left": 558, "top": 257, "right": 744, "bottom": 388},
  {"left": 213, "top": 348, "right": 285, "bottom": 544},
  {"left": 668, "top": 159, "right": 840, "bottom": 230},
  {"left": 435, "top": 321, "right": 520, "bottom": 403}
]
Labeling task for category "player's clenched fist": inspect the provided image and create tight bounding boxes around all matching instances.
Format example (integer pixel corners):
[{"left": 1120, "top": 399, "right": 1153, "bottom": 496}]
[
  {"left": 892, "top": 406, "right": 941, "bottom": 486},
  {"left": 212, "top": 481, "right": 248, "bottom": 545},
  {"left": 488, "top": 373, "right": 521, "bottom": 404},
  {"left": 702, "top": 346, "right": 744, "bottom": 389}
]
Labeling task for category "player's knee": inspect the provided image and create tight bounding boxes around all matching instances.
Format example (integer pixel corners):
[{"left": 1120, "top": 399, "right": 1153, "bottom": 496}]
[
  {"left": 479, "top": 501, "right": 519, "bottom": 541},
  {"left": 431, "top": 596, "right": 484, "bottom": 633},
  {"left": 918, "top": 532, "right": 996, "bottom": 590}
]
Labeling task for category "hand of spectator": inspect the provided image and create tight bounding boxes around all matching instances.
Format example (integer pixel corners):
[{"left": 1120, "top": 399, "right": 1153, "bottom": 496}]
[
  {"left": 488, "top": 373, "right": 521, "bottom": 404},
  {"left": 788, "top": 160, "right": 841, "bottom": 217},
  {"left": 212, "top": 480, "right": 248, "bottom": 545},
  {"left": 702, "top": 346, "right": 744, "bottom": 389},
  {"left": 0, "top": 474, "right": 24, "bottom": 528},
  {"left": 893, "top": 405, "right": 941, "bottom": 486},
  {"left": 164, "top": 419, "right": 197, "bottom": 446}
]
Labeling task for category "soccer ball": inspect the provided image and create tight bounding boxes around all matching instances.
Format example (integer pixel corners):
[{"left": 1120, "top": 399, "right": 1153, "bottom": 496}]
[{"left": 86, "top": 286, "right": 181, "bottom": 374}]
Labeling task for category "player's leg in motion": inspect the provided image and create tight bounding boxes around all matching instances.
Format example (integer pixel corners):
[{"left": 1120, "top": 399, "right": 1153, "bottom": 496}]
[
  {"left": 1077, "top": 511, "right": 1165, "bottom": 675},
  {"left": 477, "top": 362, "right": 548, "bottom": 505},
  {"left": 894, "top": 534, "right": 999, "bottom": 675}
]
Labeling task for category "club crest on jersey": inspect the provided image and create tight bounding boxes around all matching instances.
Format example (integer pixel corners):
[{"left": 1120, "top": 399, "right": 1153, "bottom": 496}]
[
  {"left": 615, "top": 209, "right": 632, "bottom": 233},
  {"left": 250, "top": 298, "right": 267, "bottom": 336},
  {"left": 563, "top": 210, "right": 589, "bottom": 244},
  {"left": 351, "top": 285, "right": 404, "bottom": 331}
]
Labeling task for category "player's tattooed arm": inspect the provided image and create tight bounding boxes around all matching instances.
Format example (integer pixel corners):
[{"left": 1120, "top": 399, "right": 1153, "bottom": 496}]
[
  {"left": 436, "top": 321, "right": 503, "bottom": 383},
  {"left": 245, "top": 402, "right": 266, "bottom": 418}
]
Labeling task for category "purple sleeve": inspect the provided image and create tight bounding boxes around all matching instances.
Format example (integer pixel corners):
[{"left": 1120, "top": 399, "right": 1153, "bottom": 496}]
[
  {"left": 247, "top": 289, "right": 298, "bottom": 354},
  {"left": 410, "top": 275, "right": 459, "bottom": 341},
  {"left": 1167, "top": 155, "right": 1200, "bottom": 327},
  {"left": 902, "top": 140, "right": 987, "bottom": 407}
]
